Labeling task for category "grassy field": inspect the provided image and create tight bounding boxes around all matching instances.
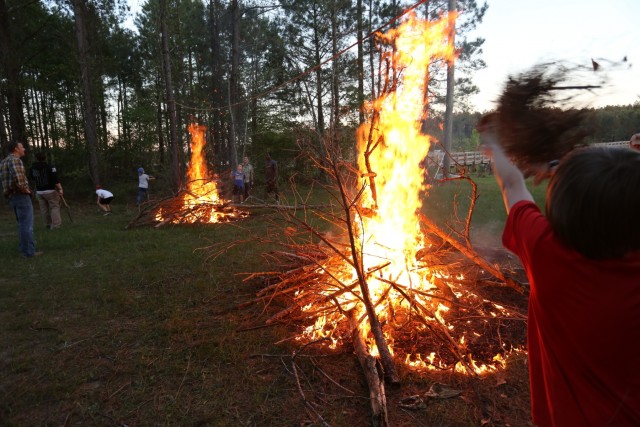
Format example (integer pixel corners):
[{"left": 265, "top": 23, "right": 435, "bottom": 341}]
[{"left": 0, "top": 177, "right": 547, "bottom": 426}]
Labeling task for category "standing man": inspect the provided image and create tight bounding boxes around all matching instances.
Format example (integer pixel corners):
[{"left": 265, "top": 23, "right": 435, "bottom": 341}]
[
  {"left": 136, "top": 167, "right": 155, "bottom": 206},
  {"left": 242, "top": 156, "right": 254, "bottom": 201},
  {"left": 264, "top": 152, "right": 279, "bottom": 202},
  {"left": 0, "top": 141, "right": 40, "bottom": 257},
  {"left": 30, "top": 152, "right": 64, "bottom": 229}
]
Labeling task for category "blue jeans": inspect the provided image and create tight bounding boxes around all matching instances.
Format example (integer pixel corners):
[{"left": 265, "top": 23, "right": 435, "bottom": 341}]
[
  {"left": 137, "top": 187, "right": 148, "bottom": 205},
  {"left": 9, "top": 194, "right": 36, "bottom": 257}
]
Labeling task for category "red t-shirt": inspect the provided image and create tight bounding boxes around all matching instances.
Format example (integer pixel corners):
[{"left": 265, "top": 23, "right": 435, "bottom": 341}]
[{"left": 503, "top": 201, "right": 640, "bottom": 427}]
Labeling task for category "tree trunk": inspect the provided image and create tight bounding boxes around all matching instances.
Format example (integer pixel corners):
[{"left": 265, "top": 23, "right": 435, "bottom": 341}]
[
  {"left": 330, "top": 0, "right": 339, "bottom": 129},
  {"left": 312, "top": 6, "right": 324, "bottom": 135},
  {"left": 31, "top": 86, "right": 44, "bottom": 149},
  {"left": 250, "top": 51, "right": 258, "bottom": 140},
  {"left": 73, "top": 0, "right": 101, "bottom": 185},
  {"left": 160, "top": 0, "right": 181, "bottom": 192},
  {"left": 0, "top": 93, "right": 8, "bottom": 146},
  {"left": 442, "top": 0, "right": 456, "bottom": 177},
  {"left": 209, "top": 0, "right": 225, "bottom": 165},
  {"left": 368, "top": 0, "right": 376, "bottom": 100},
  {"left": 98, "top": 79, "right": 108, "bottom": 150},
  {"left": 228, "top": 0, "right": 241, "bottom": 167},
  {"left": 155, "top": 73, "right": 165, "bottom": 164},
  {"left": 0, "top": 0, "right": 27, "bottom": 145},
  {"left": 356, "top": 0, "right": 364, "bottom": 124},
  {"left": 41, "top": 90, "right": 49, "bottom": 149}
]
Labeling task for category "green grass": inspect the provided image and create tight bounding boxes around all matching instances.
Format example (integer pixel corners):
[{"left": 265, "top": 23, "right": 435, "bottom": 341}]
[
  {"left": 0, "top": 178, "right": 534, "bottom": 426},
  {"left": 0, "top": 200, "right": 295, "bottom": 425},
  {"left": 424, "top": 175, "right": 547, "bottom": 246}
]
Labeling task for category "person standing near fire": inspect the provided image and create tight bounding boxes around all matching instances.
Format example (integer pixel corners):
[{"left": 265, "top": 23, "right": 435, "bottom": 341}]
[
  {"left": 0, "top": 141, "right": 40, "bottom": 257},
  {"left": 231, "top": 163, "right": 245, "bottom": 203},
  {"left": 136, "top": 167, "right": 155, "bottom": 206},
  {"left": 30, "top": 152, "right": 64, "bottom": 229},
  {"left": 478, "top": 115, "right": 640, "bottom": 427},
  {"left": 242, "top": 156, "right": 254, "bottom": 201},
  {"left": 264, "top": 152, "right": 279, "bottom": 202}
]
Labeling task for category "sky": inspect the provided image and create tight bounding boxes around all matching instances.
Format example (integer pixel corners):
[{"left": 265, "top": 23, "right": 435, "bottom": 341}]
[
  {"left": 125, "top": 0, "right": 640, "bottom": 113},
  {"left": 468, "top": 0, "right": 640, "bottom": 111}
]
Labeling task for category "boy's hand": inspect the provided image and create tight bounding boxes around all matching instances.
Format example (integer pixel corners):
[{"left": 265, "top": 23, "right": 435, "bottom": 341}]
[
  {"left": 476, "top": 113, "right": 501, "bottom": 155},
  {"left": 477, "top": 112, "right": 556, "bottom": 185}
]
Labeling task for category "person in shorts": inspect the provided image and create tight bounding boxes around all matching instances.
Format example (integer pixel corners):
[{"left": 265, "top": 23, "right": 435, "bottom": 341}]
[
  {"left": 96, "top": 185, "right": 114, "bottom": 215},
  {"left": 231, "top": 164, "right": 245, "bottom": 203}
]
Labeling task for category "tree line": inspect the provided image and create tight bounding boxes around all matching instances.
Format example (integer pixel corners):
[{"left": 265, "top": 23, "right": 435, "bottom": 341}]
[
  {"left": 441, "top": 106, "right": 640, "bottom": 153},
  {"left": 1, "top": 0, "right": 638, "bottom": 194}
]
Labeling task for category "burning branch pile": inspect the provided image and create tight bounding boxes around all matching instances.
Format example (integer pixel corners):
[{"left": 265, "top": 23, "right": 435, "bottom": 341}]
[
  {"left": 245, "top": 219, "right": 527, "bottom": 368},
  {"left": 239, "top": 13, "right": 527, "bottom": 424},
  {"left": 127, "top": 124, "right": 248, "bottom": 228},
  {"left": 242, "top": 194, "right": 527, "bottom": 423}
]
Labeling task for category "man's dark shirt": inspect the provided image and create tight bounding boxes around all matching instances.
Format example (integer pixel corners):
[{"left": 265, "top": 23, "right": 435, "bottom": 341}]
[{"left": 30, "top": 161, "right": 60, "bottom": 191}]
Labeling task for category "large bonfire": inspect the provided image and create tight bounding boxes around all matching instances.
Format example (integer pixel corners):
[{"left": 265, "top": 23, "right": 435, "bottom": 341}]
[{"left": 248, "top": 9, "right": 526, "bottom": 395}]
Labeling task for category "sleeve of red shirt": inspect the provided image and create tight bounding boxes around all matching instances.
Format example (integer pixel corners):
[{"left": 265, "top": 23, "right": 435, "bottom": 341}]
[{"left": 502, "top": 200, "right": 550, "bottom": 266}]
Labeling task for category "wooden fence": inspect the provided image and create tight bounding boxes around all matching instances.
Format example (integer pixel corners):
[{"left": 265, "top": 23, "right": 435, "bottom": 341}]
[{"left": 435, "top": 141, "right": 630, "bottom": 172}]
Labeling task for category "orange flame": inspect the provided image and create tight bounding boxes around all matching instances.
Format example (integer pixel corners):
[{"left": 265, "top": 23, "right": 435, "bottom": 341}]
[
  {"left": 357, "top": 12, "right": 457, "bottom": 263},
  {"left": 298, "top": 12, "right": 522, "bottom": 375},
  {"left": 183, "top": 123, "right": 221, "bottom": 207},
  {"left": 155, "top": 123, "right": 245, "bottom": 224},
  {"left": 346, "top": 12, "right": 459, "bottom": 309}
]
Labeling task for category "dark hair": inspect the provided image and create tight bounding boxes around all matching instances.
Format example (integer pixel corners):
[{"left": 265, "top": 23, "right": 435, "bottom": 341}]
[
  {"left": 5, "top": 141, "right": 19, "bottom": 154},
  {"left": 35, "top": 152, "right": 46, "bottom": 162},
  {"left": 546, "top": 146, "right": 640, "bottom": 259}
]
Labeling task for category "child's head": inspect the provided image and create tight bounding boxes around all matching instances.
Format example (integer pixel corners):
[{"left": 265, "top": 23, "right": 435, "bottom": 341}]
[{"left": 546, "top": 146, "right": 640, "bottom": 259}]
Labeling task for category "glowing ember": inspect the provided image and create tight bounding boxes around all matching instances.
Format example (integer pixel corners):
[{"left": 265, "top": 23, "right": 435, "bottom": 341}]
[
  {"left": 293, "top": 12, "right": 524, "bottom": 374},
  {"left": 155, "top": 123, "right": 247, "bottom": 224}
]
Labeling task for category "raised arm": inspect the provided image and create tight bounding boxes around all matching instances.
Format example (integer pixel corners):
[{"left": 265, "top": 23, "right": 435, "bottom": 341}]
[{"left": 477, "top": 115, "right": 534, "bottom": 213}]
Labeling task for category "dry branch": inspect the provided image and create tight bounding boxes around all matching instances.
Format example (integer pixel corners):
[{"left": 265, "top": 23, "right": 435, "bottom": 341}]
[
  {"left": 348, "top": 311, "right": 389, "bottom": 427},
  {"left": 330, "top": 146, "right": 400, "bottom": 386},
  {"left": 418, "top": 213, "right": 524, "bottom": 293},
  {"left": 126, "top": 189, "right": 249, "bottom": 228},
  {"left": 492, "top": 63, "right": 595, "bottom": 174}
]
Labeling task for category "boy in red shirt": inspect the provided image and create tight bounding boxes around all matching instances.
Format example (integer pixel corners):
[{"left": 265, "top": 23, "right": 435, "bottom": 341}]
[
  {"left": 479, "top": 116, "right": 640, "bottom": 427},
  {"left": 630, "top": 133, "right": 640, "bottom": 151}
]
